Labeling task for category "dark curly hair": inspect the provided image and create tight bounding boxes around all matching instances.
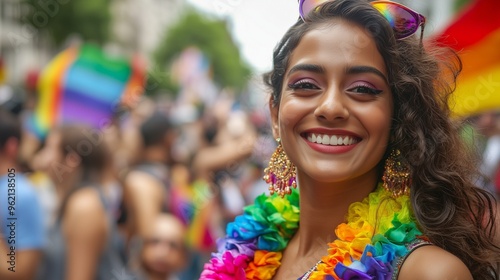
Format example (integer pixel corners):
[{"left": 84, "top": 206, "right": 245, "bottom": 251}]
[{"left": 263, "top": 0, "right": 500, "bottom": 278}]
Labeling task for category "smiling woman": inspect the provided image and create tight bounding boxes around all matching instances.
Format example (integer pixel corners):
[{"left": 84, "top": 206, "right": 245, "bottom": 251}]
[{"left": 200, "top": 0, "right": 500, "bottom": 279}]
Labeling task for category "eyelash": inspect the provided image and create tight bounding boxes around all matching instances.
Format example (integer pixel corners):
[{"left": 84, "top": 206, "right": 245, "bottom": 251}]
[
  {"left": 287, "top": 79, "right": 319, "bottom": 90},
  {"left": 288, "top": 79, "right": 382, "bottom": 95},
  {"left": 347, "top": 84, "right": 383, "bottom": 95}
]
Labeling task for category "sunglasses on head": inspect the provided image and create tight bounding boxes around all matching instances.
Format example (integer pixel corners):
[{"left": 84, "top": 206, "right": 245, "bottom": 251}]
[{"left": 298, "top": 0, "right": 426, "bottom": 40}]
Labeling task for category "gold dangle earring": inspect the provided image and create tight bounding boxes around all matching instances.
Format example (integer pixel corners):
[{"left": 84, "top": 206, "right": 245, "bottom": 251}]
[
  {"left": 382, "top": 149, "right": 412, "bottom": 197},
  {"left": 263, "top": 138, "right": 297, "bottom": 197}
]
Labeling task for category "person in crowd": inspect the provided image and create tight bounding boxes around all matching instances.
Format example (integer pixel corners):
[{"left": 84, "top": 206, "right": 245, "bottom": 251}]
[
  {"left": 470, "top": 110, "right": 500, "bottom": 197},
  {"left": 201, "top": 0, "right": 500, "bottom": 279},
  {"left": 35, "top": 124, "right": 126, "bottom": 280},
  {"left": 132, "top": 213, "right": 188, "bottom": 280},
  {"left": 122, "top": 111, "right": 176, "bottom": 242},
  {"left": 0, "top": 108, "right": 45, "bottom": 280},
  {"left": 192, "top": 97, "right": 257, "bottom": 222},
  {"left": 172, "top": 162, "right": 223, "bottom": 280}
]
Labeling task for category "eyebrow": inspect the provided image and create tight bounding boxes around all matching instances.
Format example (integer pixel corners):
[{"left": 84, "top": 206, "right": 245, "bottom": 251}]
[
  {"left": 286, "top": 63, "right": 388, "bottom": 83},
  {"left": 346, "top": 66, "right": 388, "bottom": 83},
  {"left": 286, "top": 64, "right": 325, "bottom": 77}
]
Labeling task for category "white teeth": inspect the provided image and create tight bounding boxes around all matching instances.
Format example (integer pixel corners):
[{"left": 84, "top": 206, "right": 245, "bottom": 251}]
[
  {"left": 330, "top": 135, "right": 337, "bottom": 145},
  {"left": 307, "top": 133, "right": 358, "bottom": 146},
  {"left": 321, "top": 135, "right": 329, "bottom": 145}
]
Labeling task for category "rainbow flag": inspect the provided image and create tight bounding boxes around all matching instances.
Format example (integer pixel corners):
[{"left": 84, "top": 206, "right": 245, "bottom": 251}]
[
  {"left": 29, "top": 44, "right": 145, "bottom": 138},
  {"left": 433, "top": 0, "right": 500, "bottom": 117},
  {"left": 169, "top": 179, "right": 217, "bottom": 252}
]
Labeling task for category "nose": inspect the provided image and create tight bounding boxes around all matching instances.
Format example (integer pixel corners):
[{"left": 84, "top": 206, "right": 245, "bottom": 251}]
[{"left": 313, "top": 86, "right": 349, "bottom": 121}]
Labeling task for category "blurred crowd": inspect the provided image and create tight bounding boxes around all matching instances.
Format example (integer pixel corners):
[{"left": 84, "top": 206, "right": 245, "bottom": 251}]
[
  {"left": 463, "top": 110, "right": 500, "bottom": 197},
  {"left": 0, "top": 77, "right": 277, "bottom": 279},
  {"left": 0, "top": 55, "right": 499, "bottom": 280}
]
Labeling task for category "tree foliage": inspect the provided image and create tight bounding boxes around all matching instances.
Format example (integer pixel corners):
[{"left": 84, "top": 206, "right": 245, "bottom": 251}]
[
  {"left": 153, "top": 9, "right": 251, "bottom": 93},
  {"left": 22, "top": 0, "right": 111, "bottom": 47},
  {"left": 454, "top": 0, "right": 472, "bottom": 12}
]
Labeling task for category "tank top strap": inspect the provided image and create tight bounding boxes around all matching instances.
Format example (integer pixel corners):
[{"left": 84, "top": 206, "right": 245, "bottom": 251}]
[
  {"left": 132, "top": 162, "right": 171, "bottom": 212},
  {"left": 93, "top": 186, "right": 107, "bottom": 208},
  {"left": 392, "top": 237, "right": 433, "bottom": 280}
]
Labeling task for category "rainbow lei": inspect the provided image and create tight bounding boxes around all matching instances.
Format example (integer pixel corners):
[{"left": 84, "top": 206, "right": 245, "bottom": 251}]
[{"left": 200, "top": 184, "right": 422, "bottom": 280}]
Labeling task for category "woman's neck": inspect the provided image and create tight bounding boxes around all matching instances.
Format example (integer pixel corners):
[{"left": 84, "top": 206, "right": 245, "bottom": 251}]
[
  {"left": 55, "top": 172, "right": 79, "bottom": 197},
  {"left": 54, "top": 169, "right": 101, "bottom": 205},
  {"left": 143, "top": 146, "right": 169, "bottom": 163},
  {"left": 294, "top": 170, "right": 378, "bottom": 256}
]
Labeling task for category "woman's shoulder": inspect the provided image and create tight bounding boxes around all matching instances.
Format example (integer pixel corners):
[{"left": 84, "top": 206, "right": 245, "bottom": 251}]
[
  {"left": 63, "top": 187, "right": 107, "bottom": 226},
  {"left": 66, "top": 187, "right": 105, "bottom": 210},
  {"left": 398, "top": 245, "right": 472, "bottom": 280}
]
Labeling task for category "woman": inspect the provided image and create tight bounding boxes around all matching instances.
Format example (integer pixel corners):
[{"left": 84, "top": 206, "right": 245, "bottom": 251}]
[
  {"left": 36, "top": 124, "right": 126, "bottom": 280},
  {"left": 201, "top": 0, "right": 500, "bottom": 279}
]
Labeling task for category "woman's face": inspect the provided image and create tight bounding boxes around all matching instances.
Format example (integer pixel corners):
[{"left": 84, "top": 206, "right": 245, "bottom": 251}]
[{"left": 270, "top": 19, "right": 393, "bottom": 185}]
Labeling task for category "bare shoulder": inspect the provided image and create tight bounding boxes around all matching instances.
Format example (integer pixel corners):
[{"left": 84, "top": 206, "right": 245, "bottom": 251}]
[
  {"left": 65, "top": 187, "right": 104, "bottom": 216},
  {"left": 123, "top": 170, "right": 165, "bottom": 207},
  {"left": 124, "top": 170, "right": 164, "bottom": 193},
  {"left": 63, "top": 187, "right": 107, "bottom": 231},
  {"left": 67, "top": 187, "right": 102, "bottom": 215},
  {"left": 398, "top": 245, "right": 472, "bottom": 280}
]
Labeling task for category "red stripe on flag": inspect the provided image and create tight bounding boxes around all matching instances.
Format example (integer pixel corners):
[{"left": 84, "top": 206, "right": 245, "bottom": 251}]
[{"left": 435, "top": 0, "right": 500, "bottom": 50}]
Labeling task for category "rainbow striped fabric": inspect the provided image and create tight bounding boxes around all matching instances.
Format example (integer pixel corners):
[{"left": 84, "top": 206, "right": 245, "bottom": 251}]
[
  {"left": 170, "top": 179, "right": 217, "bottom": 252},
  {"left": 29, "top": 44, "right": 145, "bottom": 138},
  {"left": 433, "top": 0, "right": 500, "bottom": 117},
  {"left": 0, "top": 57, "right": 5, "bottom": 84},
  {"left": 200, "top": 185, "right": 422, "bottom": 280}
]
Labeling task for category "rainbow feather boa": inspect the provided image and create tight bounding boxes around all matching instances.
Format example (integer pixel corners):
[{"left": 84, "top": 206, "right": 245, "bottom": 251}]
[{"left": 200, "top": 184, "right": 422, "bottom": 279}]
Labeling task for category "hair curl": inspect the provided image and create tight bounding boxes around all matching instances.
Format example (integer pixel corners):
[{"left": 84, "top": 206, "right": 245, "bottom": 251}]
[{"left": 263, "top": 0, "right": 500, "bottom": 278}]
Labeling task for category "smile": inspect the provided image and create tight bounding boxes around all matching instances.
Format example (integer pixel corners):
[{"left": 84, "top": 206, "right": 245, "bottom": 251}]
[{"left": 306, "top": 133, "right": 360, "bottom": 146}]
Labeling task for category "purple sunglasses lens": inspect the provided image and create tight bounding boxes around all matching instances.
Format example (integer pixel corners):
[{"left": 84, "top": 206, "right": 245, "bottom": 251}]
[
  {"left": 299, "top": 0, "right": 423, "bottom": 39},
  {"left": 299, "top": 0, "right": 329, "bottom": 19},
  {"left": 372, "top": 2, "right": 420, "bottom": 39}
]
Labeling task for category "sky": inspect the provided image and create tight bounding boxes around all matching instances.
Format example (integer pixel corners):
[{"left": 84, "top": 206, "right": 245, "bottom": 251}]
[{"left": 185, "top": 0, "right": 299, "bottom": 73}]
